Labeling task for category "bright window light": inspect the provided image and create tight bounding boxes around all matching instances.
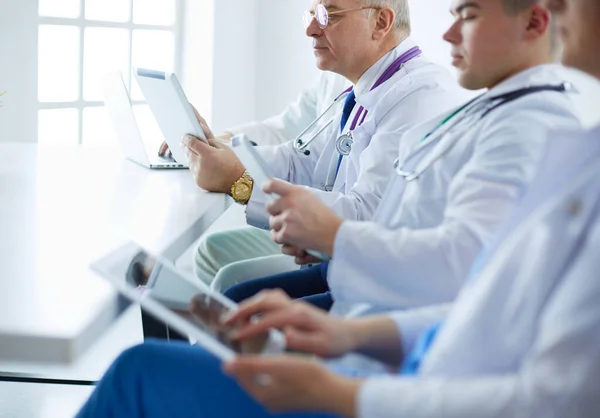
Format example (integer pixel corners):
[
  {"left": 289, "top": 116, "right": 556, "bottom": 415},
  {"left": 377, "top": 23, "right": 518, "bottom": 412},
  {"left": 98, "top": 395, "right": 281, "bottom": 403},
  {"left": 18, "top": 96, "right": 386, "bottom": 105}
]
[
  {"left": 38, "top": 109, "right": 80, "bottom": 144},
  {"left": 83, "top": 28, "right": 130, "bottom": 101},
  {"left": 37, "top": 0, "right": 182, "bottom": 144},
  {"left": 85, "top": 0, "right": 131, "bottom": 22},
  {"left": 82, "top": 107, "right": 118, "bottom": 144},
  {"left": 133, "top": 0, "right": 176, "bottom": 26},
  {"left": 38, "top": 25, "right": 80, "bottom": 102},
  {"left": 39, "top": 0, "right": 80, "bottom": 18}
]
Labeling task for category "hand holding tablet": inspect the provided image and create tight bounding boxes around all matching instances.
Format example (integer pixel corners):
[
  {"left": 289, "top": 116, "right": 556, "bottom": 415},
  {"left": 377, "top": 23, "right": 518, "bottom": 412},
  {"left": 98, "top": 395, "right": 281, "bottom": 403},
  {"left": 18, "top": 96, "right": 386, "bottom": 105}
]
[{"left": 135, "top": 68, "right": 208, "bottom": 166}]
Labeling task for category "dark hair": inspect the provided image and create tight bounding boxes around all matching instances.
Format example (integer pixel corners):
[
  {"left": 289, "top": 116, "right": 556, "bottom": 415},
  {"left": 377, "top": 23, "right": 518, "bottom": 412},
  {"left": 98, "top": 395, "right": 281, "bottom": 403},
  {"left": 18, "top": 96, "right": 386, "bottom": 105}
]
[{"left": 502, "top": 0, "right": 538, "bottom": 14}]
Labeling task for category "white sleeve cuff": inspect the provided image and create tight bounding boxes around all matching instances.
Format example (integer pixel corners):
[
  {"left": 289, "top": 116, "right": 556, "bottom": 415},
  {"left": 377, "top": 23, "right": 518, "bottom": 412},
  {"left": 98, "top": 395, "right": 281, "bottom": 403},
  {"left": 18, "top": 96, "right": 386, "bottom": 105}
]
[
  {"left": 388, "top": 306, "right": 450, "bottom": 357},
  {"left": 245, "top": 191, "right": 270, "bottom": 230}
]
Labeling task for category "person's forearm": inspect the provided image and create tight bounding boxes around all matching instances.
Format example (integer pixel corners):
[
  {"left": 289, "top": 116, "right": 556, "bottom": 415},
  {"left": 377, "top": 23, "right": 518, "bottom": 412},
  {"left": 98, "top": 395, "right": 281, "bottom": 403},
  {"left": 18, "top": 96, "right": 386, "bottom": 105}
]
[{"left": 346, "top": 316, "right": 404, "bottom": 369}]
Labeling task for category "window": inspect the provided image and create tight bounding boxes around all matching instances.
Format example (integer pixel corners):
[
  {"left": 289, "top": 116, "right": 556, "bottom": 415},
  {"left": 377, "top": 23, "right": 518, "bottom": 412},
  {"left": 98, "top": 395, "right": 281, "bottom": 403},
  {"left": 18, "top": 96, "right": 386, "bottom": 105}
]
[{"left": 37, "top": 0, "right": 183, "bottom": 144}]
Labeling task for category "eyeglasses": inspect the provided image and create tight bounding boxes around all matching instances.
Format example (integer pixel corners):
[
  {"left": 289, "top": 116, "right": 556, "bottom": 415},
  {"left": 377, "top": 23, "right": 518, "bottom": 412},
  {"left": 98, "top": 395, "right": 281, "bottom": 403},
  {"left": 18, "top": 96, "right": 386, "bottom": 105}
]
[{"left": 303, "top": 4, "right": 380, "bottom": 30}]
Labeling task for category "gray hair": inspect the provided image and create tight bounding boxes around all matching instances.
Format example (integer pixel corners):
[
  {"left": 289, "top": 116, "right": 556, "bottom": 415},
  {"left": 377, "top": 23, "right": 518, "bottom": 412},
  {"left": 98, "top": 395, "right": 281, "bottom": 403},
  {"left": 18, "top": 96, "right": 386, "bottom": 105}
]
[{"left": 366, "top": 0, "right": 411, "bottom": 33}]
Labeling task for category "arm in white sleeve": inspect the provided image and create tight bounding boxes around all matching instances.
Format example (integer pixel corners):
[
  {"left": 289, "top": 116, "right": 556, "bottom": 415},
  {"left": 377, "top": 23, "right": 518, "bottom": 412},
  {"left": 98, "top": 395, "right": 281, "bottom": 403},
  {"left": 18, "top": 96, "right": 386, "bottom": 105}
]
[
  {"left": 330, "top": 106, "right": 567, "bottom": 308},
  {"left": 310, "top": 80, "right": 467, "bottom": 222},
  {"left": 387, "top": 304, "right": 451, "bottom": 358},
  {"left": 358, "top": 223, "right": 600, "bottom": 418},
  {"left": 245, "top": 141, "right": 325, "bottom": 229},
  {"left": 308, "top": 89, "right": 437, "bottom": 221},
  {"left": 247, "top": 80, "right": 465, "bottom": 227}
]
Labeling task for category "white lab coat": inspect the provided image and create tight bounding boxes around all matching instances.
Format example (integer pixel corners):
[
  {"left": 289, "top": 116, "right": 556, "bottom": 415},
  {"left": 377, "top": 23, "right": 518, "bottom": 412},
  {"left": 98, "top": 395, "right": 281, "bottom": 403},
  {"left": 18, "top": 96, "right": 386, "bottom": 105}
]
[
  {"left": 246, "top": 39, "right": 464, "bottom": 228},
  {"left": 228, "top": 72, "right": 349, "bottom": 146},
  {"left": 328, "top": 64, "right": 582, "bottom": 316},
  {"left": 358, "top": 124, "right": 600, "bottom": 418}
]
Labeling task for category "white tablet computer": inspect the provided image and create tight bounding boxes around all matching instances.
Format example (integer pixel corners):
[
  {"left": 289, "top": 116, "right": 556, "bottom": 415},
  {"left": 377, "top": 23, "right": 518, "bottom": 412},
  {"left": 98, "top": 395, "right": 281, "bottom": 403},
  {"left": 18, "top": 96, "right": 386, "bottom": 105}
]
[
  {"left": 91, "top": 242, "right": 286, "bottom": 362},
  {"left": 134, "top": 68, "right": 208, "bottom": 166}
]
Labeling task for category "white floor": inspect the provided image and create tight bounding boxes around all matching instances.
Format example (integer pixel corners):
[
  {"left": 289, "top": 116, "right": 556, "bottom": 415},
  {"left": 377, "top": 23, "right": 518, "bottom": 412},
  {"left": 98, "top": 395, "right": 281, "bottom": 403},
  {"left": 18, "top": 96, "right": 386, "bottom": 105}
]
[{"left": 0, "top": 204, "right": 247, "bottom": 417}]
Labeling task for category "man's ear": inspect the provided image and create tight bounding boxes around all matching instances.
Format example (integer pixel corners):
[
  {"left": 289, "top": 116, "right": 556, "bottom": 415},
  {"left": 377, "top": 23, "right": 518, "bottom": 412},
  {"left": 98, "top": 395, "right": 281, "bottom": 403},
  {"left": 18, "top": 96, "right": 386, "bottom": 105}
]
[
  {"left": 523, "top": 4, "right": 551, "bottom": 42},
  {"left": 372, "top": 8, "right": 396, "bottom": 40}
]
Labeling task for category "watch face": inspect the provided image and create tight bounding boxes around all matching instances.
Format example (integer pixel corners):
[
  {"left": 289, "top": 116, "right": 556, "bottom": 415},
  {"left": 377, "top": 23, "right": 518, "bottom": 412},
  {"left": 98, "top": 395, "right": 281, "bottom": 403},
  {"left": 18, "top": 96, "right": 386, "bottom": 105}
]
[{"left": 235, "top": 183, "right": 252, "bottom": 201}]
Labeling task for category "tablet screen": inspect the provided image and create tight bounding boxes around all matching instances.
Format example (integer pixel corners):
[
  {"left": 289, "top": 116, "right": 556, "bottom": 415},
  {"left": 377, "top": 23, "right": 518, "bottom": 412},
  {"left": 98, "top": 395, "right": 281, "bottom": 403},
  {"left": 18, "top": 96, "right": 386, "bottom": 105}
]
[{"left": 93, "top": 243, "right": 273, "bottom": 356}]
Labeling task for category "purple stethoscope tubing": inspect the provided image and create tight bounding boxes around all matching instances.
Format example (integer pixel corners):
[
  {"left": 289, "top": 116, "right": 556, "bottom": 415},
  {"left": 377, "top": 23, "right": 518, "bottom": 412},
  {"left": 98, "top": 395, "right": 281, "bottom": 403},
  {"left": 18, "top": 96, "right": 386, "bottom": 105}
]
[
  {"left": 293, "top": 46, "right": 422, "bottom": 155},
  {"left": 347, "top": 46, "right": 422, "bottom": 131}
]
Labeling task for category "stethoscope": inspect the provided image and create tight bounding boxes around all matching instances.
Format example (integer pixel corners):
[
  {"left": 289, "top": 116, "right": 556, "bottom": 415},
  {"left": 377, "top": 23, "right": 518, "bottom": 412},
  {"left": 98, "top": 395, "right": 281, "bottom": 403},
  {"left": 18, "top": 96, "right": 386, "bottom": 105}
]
[
  {"left": 293, "top": 46, "right": 423, "bottom": 158},
  {"left": 293, "top": 87, "right": 353, "bottom": 156},
  {"left": 392, "top": 82, "right": 572, "bottom": 182},
  {"left": 373, "top": 82, "right": 572, "bottom": 230}
]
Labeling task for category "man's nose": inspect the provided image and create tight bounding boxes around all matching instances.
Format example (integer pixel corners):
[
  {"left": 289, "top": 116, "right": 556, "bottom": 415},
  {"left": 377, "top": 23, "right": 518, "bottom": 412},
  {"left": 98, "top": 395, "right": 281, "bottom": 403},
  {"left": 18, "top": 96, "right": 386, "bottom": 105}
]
[{"left": 305, "top": 15, "right": 324, "bottom": 38}]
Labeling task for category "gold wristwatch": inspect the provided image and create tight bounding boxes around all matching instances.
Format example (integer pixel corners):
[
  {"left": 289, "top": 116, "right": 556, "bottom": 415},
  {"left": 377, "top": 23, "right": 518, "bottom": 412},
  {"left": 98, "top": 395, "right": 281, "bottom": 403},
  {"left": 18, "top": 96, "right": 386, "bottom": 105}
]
[{"left": 230, "top": 170, "right": 254, "bottom": 205}]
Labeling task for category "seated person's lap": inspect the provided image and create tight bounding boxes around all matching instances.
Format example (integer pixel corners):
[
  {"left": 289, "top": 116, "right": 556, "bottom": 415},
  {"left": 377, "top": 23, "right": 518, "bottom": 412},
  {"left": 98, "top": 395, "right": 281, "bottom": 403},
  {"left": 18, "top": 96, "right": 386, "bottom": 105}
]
[
  {"left": 77, "top": 340, "right": 339, "bottom": 418},
  {"left": 223, "top": 263, "right": 332, "bottom": 310}
]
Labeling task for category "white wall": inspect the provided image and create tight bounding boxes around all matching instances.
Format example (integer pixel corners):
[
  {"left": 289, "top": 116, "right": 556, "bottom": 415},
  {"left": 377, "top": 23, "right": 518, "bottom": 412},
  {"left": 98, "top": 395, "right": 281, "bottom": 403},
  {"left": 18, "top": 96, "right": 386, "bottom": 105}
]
[
  {"left": 0, "top": 0, "right": 38, "bottom": 142},
  {"left": 254, "top": 0, "right": 320, "bottom": 121},
  {"left": 409, "top": 0, "right": 454, "bottom": 72}
]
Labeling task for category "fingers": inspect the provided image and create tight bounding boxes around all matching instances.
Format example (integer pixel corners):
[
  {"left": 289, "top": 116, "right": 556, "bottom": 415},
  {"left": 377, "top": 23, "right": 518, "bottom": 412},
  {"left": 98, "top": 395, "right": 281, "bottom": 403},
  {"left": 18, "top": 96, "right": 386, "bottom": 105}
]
[
  {"left": 158, "top": 142, "right": 169, "bottom": 157},
  {"left": 190, "top": 104, "right": 215, "bottom": 141},
  {"left": 269, "top": 214, "right": 286, "bottom": 234},
  {"left": 233, "top": 309, "right": 305, "bottom": 342},
  {"left": 281, "top": 245, "right": 307, "bottom": 258},
  {"left": 295, "top": 254, "right": 321, "bottom": 265},
  {"left": 182, "top": 134, "right": 212, "bottom": 156},
  {"left": 265, "top": 197, "right": 286, "bottom": 217},
  {"left": 263, "top": 179, "right": 296, "bottom": 196},
  {"left": 225, "top": 356, "right": 290, "bottom": 376},
  {"left": 233, "top": 302, "right": 319, "bottom": 343},
  {"left": 224, "top": 290, "right": 292, "bottom": 326},
  {"left": 284, "top": 328, "right": 330, "bottom": 356}
]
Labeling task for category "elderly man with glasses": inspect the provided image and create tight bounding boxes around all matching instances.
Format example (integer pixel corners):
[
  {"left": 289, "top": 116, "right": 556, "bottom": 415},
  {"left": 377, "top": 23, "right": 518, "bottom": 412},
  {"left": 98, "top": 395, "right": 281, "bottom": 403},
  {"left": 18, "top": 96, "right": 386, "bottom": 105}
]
[{"left": 182, "top": 0, "right": 463, "bottom": 300}]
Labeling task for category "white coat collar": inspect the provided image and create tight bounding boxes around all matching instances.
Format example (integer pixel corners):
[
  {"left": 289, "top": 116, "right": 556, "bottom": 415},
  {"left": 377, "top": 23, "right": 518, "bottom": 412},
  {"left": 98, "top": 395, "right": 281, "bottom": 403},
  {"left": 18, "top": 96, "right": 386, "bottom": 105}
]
[
  {"left": 353, "top": 37, "right": 418, "bottom": 102},
  {"left": 406, "top": 64, "right": 571, "bottom": 152},
  {"left": 483, "top": 63, "right": 569, "bottom": 99}
]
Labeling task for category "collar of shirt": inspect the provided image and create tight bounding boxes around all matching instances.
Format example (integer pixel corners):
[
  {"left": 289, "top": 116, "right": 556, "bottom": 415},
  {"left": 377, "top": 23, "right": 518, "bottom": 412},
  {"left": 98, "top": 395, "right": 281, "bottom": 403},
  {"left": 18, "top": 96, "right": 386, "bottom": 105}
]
[
  {"left": 481, "top": 63, "right": 570, "bottom": 101},
  {"left": 353, "top": 37, "right": 419, "bottom": 100}
]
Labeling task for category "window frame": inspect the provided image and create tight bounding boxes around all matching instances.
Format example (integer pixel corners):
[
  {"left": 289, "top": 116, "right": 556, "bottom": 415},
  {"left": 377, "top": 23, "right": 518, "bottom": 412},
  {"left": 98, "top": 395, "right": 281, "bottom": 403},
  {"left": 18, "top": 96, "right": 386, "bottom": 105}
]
[{"left": 38, "top": 0, "right": 185, "bottom": 144}]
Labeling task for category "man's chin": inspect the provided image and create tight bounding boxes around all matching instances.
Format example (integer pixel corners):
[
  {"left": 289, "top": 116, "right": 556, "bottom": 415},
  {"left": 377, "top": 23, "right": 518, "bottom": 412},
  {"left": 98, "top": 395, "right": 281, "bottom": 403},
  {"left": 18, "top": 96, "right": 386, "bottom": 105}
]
[
  {"left": 315, "top": 58, "right": 335, "bottom": 72},
  {"left": 457, "top": 71, "right": 486, "bottom": 91}
]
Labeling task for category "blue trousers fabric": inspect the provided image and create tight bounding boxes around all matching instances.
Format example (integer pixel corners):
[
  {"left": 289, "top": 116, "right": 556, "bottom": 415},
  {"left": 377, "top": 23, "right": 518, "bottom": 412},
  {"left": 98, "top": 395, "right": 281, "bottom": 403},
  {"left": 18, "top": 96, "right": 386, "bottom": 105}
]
[
  {"left": 223, "top": 263, "right": 333, "bottom": 311},
  {"left": 77, "top": 340, "right": 339, "bottom": 418}
]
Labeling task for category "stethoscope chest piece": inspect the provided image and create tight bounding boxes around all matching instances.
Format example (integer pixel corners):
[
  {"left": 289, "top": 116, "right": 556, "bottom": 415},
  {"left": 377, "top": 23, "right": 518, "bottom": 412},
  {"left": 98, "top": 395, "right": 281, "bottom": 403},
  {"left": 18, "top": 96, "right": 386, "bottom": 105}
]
[{"left": 335, "top": 131, "right": 354, "bottom": 156}]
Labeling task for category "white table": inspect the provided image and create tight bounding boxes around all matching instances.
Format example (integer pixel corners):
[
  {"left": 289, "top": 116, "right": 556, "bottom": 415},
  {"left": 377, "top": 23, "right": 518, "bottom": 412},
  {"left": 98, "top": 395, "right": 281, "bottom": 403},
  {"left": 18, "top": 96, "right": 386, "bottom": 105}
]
[{"left": 0, "top": 143, "right": 231, "bottom": 366}]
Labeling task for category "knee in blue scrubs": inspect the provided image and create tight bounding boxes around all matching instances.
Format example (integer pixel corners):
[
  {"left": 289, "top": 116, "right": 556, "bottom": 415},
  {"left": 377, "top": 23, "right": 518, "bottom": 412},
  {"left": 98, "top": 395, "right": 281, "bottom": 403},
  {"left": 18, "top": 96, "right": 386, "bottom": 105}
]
[{"left": 77, "top": 340, "right": 339, "bottom": 418}]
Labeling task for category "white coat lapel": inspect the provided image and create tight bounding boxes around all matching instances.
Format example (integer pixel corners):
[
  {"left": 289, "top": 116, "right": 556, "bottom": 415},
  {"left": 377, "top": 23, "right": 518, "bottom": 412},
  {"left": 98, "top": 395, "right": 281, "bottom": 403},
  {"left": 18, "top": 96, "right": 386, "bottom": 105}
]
[{"left": 400, "top": 103, "right": 473, "bottom": 163}]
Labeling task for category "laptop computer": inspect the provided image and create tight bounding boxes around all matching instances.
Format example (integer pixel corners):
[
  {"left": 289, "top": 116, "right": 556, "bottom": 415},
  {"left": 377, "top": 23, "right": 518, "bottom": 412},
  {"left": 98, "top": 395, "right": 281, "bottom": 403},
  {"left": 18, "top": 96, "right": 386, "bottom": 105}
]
[{"left": 102, "top": 71, "right": 187, "bottom": 169}]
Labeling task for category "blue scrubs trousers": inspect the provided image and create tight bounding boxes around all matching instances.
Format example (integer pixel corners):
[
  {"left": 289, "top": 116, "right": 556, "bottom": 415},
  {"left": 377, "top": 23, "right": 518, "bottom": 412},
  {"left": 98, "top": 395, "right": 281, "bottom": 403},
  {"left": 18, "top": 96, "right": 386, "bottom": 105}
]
[
  {"left": 224, "top": 263, "right": 333, "bottom": 311},
  {"left": 76, "top": 340, "right": 339, "bottom": 418}
]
